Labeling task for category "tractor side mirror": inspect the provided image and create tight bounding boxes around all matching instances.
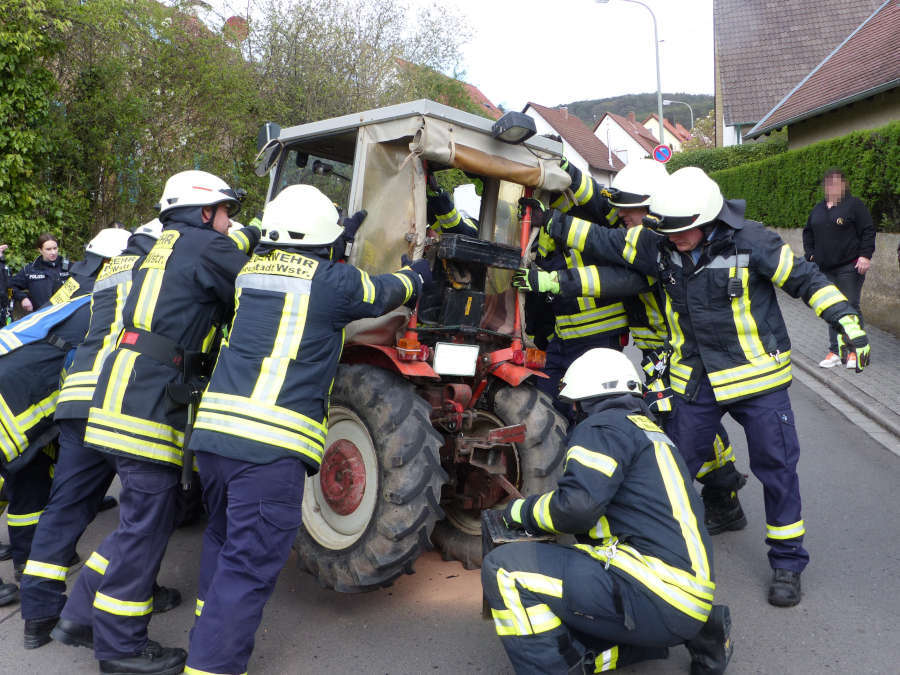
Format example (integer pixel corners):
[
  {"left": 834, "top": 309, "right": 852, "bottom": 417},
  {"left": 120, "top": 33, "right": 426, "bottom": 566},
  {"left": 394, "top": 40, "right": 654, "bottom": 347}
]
[{"left": 256, "top": 122, "right": 281, "bottom": 153}]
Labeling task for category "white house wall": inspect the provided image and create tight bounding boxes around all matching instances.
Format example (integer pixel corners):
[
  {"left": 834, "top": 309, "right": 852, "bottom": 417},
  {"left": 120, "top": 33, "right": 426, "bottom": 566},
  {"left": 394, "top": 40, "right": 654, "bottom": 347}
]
[
  {"left": 524, "top": 109, "right": 591, "bottom": 177},
  {"left": 594, "top": 118, "right": 650, "bottom": 165}
]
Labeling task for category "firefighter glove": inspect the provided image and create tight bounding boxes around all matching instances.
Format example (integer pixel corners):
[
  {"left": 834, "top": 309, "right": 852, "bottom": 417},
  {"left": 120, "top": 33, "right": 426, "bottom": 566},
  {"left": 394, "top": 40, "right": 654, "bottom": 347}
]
[
  {"left": 341, "top": 209, "right": 367, "bottom": 242},
  {"left": 545, "top": 209, "right": 568, "bottom": 245},
  {"left": 518, "top": 197, "right": 547, "bottom": 228},
  {"left": 401, "top": 255, "right": 433, "bottom": 286},
  {"left": 512, "top": 268, "right": 559, "bottom": 294},
  {"left": 502, "top": 499, "right": 526, "bottom": 529},
  {"left": 835, "top": 314, "right": 870, "bottom": 371}
]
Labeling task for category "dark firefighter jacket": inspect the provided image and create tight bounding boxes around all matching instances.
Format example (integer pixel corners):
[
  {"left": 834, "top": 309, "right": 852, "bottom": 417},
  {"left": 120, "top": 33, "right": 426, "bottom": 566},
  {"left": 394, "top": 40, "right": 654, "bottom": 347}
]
[
  {"left": 537, "top": 163, "right": 633, "bottom": 347},
  {"left": 83, "top": 217, "right": 259, "bottom": 468},
  {"left": 189, "top": 247, "right": 421, "bottom": 475},
  {"left": 55, "top": 235, "right": 157, "bottom": 421},
  {"left": 11, "top": 255, "right": 71, "bottom": 310},
  {"left": 426, "top": 189, "right": 479, "bottom": 236},
  {"left": 554, "top": 201, "right": 857, "bottom": 403},
  {"left": 508, "top": 395, "right": 715, "bottom": 626},
  {"left": 0, "top": 296, "right": 93, "bottom": 471}
]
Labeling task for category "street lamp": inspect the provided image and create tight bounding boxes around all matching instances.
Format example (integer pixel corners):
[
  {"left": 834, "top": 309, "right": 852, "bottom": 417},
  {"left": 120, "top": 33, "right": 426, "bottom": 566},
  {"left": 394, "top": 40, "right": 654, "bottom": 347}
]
[
  {"left": 597, "top": 0, "right": 664, "bottom": 144},
  {"left": 663, "top": 99, "right": 694, "bottom": 130}
]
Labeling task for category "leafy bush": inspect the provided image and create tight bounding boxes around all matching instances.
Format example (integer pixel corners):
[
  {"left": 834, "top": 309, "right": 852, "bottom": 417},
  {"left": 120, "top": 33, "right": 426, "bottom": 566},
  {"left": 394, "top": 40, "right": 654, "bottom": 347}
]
[
  {"left": 667, "top": 134, "right": 787, "bottom": 173},
  {"left": 711, "top": 121, "right": 900, "bottom": 232}
]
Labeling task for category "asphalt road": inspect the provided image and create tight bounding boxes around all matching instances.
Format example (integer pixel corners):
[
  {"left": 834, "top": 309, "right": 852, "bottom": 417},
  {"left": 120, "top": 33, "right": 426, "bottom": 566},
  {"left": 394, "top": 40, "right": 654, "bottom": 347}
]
[{"left": 1, "top": 378, "right": 898, "bottom": 674}]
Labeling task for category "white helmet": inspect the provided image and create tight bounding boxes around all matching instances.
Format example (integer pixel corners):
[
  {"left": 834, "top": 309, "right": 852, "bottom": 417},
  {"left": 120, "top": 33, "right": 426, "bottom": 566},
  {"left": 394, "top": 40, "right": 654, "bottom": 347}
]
[
  {"left": 157, "top": 170, "right": 241, "bottom": 217},
  {"left": 647, "top": 167, "right": 724, "bottom": 234},
  {"left": 133, "top": 218, "right": 163, "bottom": 240},
  {"left": 260, "top": 185, "right": 342, "bottom": 247},
  {"left": 85, "top": 228, "right": 132, "bottom": 259},
  {"left": 609, "top": 159, "right": 669, "bottom": 208},
  {"left": 558, "top": 348, "right": 642, "bottom": 402}
]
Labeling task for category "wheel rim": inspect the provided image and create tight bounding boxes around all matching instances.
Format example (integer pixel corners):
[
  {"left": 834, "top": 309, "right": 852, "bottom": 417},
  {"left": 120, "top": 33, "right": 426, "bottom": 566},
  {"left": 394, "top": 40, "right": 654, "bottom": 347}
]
[
  {"left": 443, "top": 410, "right": 521, "bottom": 537},
  {"left": 302, "top": 406, "right": 378, "bottom": 550}
]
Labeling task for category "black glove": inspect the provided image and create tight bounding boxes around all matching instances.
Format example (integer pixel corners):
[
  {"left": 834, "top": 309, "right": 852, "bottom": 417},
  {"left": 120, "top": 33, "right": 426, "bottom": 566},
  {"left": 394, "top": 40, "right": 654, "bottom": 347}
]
[
  {"left": 401, "top": 255, "right": 433, "bottom": 286},
  {"left": 518, "top": 197, "right": 548, "bottom": 229},
  {"left": 341, "top": 209, "right": 367, "bottom": 242}
]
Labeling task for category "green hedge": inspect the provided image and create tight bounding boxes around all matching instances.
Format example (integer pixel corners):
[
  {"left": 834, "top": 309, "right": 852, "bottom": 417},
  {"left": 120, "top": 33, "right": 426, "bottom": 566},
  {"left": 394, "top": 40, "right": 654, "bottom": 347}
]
[
  {"left": 667, "top": 134, "right": 787, "bottom": 173},
  {"left": 710, "top": 121, "right": 900, "bottom": 231}
]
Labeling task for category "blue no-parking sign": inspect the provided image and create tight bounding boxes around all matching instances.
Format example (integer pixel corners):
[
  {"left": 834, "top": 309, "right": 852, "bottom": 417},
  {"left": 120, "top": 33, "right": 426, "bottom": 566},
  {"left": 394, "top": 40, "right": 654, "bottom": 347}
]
[{"left": 653, "top": 144, "right": 672, "bottom": 163}]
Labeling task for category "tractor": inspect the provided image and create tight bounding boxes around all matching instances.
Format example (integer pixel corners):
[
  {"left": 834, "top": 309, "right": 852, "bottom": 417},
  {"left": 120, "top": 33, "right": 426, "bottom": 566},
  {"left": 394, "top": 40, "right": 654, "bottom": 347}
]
[{"left": 254, "top": 100, "right": 573, "bottom": 592}]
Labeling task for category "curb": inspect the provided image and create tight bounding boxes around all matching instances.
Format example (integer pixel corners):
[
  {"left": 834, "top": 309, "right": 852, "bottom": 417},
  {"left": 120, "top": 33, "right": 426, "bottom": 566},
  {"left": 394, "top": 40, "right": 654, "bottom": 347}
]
[{"left": 791, "top": 355, "right": 900, "bottom": 439}]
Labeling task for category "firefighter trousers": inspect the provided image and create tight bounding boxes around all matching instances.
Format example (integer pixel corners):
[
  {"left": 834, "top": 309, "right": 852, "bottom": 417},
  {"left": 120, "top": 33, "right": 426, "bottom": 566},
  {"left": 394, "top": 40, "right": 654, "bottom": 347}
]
[
  {"left": 482, "top": 541, "right": 701, "bottom": 674},
  {"left": 60, "top": 455, "right": 179, "bottom": 660},
  {"left": 185, "top": 451, "right": 305, "bottom": 675},
  {"left": 667, "top": 377, "right": 809, "bottom": 572},
  {"left": 2, "top": 449, "right": 55, "bottom": 568},
  {"left": 20, "top": 419, "right": 115, "bottom": 620}
]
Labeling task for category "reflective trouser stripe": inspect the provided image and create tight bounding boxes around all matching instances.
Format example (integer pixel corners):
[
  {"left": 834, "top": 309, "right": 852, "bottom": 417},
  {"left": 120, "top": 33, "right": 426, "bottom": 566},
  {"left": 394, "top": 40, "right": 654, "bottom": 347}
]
[
  {"left": 7, "top": 510, "right": 42, "bottom": 526},
  {"left": 93, "top": 591, "right": 152, "bottom": 616},
  {"left": 594, "top": 646, "right": 619, "bottom": 672},
  {"left": 767, "top": 520, "right": 805, "bottom": 540},
  {"left": 195, "top": 597, "right": 204, "bottom": 617},
  {"left": 696, "top": 433, "right": 735, "bottom": 479},
  {"left": 85, "top": 551, "right": 109, "bottom": 575},
  {"left": 494, "top": 567, "right": 563, "bottom": 636},
  {"left": 23, "top": 560, "right": 68, "bottom": 581},
  {"left": 184, "top": 668, "right": 248, "bottom": 675}
]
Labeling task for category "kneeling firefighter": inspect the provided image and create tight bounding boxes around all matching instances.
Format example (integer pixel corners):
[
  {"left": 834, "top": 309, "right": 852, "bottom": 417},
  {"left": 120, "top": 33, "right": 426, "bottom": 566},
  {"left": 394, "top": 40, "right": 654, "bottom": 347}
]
[
  {"left": 182, "top": 185, "right": 430, "bottom": 675},
  {"left": 482, "top": 348, "right": 732, "bottom": 674}
]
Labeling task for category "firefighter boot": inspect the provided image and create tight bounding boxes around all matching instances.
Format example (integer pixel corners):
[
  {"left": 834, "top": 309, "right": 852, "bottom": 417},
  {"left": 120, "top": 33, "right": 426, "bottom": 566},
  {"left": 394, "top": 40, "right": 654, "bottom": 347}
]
[
  {"left": 768, "top": 569, "right": 801, "bottom": 607},
  {"left": 701, "top": 480, "right": 747, "bottom": 535},
  {"left": 685, "top": 604, "right": 733, "bottom": 675},
  {"left": 24, "top": 617, "right": 58, "bottom": 650},
  {"left": 152, "top": 583, "right": 182, "bottom": 614},
  {"left": 49, "top": 617, "right": 93, "bottom": 649},
  {"left": 99, "top": 641, "right": 186, "bottom": 675}
]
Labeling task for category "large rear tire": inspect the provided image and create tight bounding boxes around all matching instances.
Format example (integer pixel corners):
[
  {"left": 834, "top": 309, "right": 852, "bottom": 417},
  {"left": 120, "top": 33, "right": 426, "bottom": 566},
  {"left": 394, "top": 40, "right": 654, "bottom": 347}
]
[
  {"left": 294, "top": 364, "right": 446, "bottom": 592},
  {"left": 431, "top": 383, "right": 567, "bottom": 568}
]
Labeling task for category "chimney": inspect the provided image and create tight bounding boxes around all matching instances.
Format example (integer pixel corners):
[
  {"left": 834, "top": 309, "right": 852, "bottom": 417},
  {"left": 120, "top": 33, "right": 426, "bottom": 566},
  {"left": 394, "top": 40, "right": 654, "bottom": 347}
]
[
  {"left": 627, "top": 112, "right": 636, "bottom": 123},
  {"left": 562, "top": 106, "right": 569, "bottom": 119}
]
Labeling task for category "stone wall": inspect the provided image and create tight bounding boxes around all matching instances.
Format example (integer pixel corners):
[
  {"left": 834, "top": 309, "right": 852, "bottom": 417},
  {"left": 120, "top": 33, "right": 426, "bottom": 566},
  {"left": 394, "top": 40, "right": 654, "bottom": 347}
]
[{"left": 776, "top": 228, "right": 899, "bottom": 337}]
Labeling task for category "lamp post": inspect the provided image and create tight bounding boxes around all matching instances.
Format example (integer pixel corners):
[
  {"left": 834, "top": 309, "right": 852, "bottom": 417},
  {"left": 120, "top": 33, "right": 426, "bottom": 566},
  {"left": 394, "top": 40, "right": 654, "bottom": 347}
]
[
  {"left": 663, "top": 99, "right": 694, "bottom": 130},
  {"left": 597, "top": 0, "right": 664, "bottom": 144}
]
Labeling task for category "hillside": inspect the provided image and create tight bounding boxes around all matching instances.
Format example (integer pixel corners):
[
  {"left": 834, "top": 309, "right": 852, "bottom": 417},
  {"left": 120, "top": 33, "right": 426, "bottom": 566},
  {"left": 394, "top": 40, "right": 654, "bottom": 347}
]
[{"left": 562, "top": 92, "right": 714, "bottom": 131}]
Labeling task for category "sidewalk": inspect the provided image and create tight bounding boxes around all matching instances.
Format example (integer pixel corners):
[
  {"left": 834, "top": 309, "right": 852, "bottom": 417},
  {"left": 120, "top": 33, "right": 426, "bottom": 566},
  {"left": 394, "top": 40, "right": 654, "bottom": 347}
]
[{"left": 777, "top": 290, "right": 900, "bottom": 451}]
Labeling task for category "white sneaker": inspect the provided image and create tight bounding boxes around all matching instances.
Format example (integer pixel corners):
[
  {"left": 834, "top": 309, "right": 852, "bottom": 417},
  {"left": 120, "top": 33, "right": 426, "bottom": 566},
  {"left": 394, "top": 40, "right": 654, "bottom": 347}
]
[
  {"left": 845, "top": 354, "right": 857, "bottom": 370},
  {"left": 818, "top": 352, "right": 841, "bottom": 368}
]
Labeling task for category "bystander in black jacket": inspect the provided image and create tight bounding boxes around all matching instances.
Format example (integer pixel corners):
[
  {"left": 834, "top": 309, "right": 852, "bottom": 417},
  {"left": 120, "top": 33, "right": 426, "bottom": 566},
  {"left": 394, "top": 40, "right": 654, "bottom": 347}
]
[
  {"left": 10, "top": 255, "right": 71, "bottom": 311},
  {"left": 802, "top": 194, "right": 875, "bottom": 271}
]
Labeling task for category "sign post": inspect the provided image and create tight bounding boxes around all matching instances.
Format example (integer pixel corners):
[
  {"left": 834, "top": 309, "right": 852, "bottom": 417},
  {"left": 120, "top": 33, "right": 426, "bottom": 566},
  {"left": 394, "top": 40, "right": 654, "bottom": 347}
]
[{"left": 653, "top": 144, "right": 672, "bottom": 164}]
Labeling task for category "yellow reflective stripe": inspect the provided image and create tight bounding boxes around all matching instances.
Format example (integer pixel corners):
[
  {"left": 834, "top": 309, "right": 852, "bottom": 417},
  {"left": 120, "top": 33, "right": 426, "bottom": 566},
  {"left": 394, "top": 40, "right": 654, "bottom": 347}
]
[
  {"left": 14, "top": 390, "right": 59, "bottom": 436},
  {"left": 391, "top": 272, "right": 414, "bottom": 302},
  {"left": 435, "top": 208, "right": 463, "bottom": 230},
  {"left": 102, "top": 350, "right": 139, "bottom": 413},
  {"left": 729, "top": 267, "right": 767, "bottom": 361},
  {"left": 623, "top": 225, "right": 642, "bottom": 264},
  {"left": 711, "top": 361, "right": 792, "bottom": 402},
  {"left": 588, "top": 515, "right": 612, "bottom": 540},
  {"left": 251, "top": 292, "right": 309, "bottom": 404},
  {"left": 194, "top": 411, "right": 324, "bottom": 465},
  {"left": 556, "top": 302, "right": 627, "bottom": 328},
  {"left": 531, "top": 492, "right": 560, "bottom": 534},
  {"left": 576, "top": 266, "right": 602, "bottom": 297},
  {"left": 184, "top": 667, "right": 248, "bottom": 675},
  {"left": 653, "top": 441, "right": 711, "bottom": 582},
  {"left": 85, "top": 551, "right": 109, "bottom": 575},
  {"left": 199, "top": 393, "right": 326, "bottom": 442},
  {"left": 93, "top": 591, "right": 152, "bottom": 617},
  {"left": 767, "top": 520, "right": 805, "bottom": 540},
  {"left": 88, "top": 408, "right": 184, "bottom": 449},
  {"left": 358, "top": 269, "right": 376, "bottom": 304},
  {"left": 23, "top": 560, "right": 68, "bottom": 581},
  {"left": 509, "top": 499, "right": 524, "bottom": 524},
  {"left": 566, "top": 218, "right": 591, "bottom": 251},
  {"left": 707, "top": 350, "right": 792, "bottom": 387},
  {"left": 565, "top": 445, "right": 618, "bottom": 477},
  {"left": 0, "top": 396, "right": 27, "bottom": 461},
  {"left": 572, "top": 171, "right": 594, "bottom": 205},
  {"left": 228, "top": 229, "right": 250, "bottom": 253},
  {"left": 132, "top": 268, "right": 165, "bottom": 330},
  {"left": 495, "top": 567, "right": 564, "bottom": 636},
  {"left": 594, "top": 646, "right": 619, "bottom": 672},
  {"left": 491, "top": 607, "right": 517, "bottom": 636},
  {"left": 57, "top": 385, "right": 96, "bottom": 405},
  {"left": 7, "top": 510, "right": 42, "bottom": 526},
  {"left": 771, "top": 244, "right": 794, "bottom": 287},
  {"left": 195, "top": 598, "right": 204, "bottom": 617},
  {"left": 525, "top": 603, "right": 562, "bottom": 633},
  {"left": 638, "top": 288, "right": 667, "bottom": 338},
  {"left": 808, "top": 285, "right": 846, "bottom": 317},
  {"left": 640, "top": 553, "right": 715, "bottom": 600},
  {"left": 696, "top": 434, "right": 735, "bottom": 478}
]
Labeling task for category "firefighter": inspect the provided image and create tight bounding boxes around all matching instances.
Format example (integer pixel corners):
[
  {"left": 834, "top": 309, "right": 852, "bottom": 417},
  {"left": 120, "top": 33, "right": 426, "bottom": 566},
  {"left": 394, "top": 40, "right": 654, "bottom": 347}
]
[
  {"left": 10, "top": 233, "right": 71, "bottom": 313},
  {"left": 56, "top": 171, "right": 257, "bottom": 675},
  {"left": 182, "top": 184, "right": 429, "bottom": 675},
  {"left": 426, "top": 178, "right": 480, "bottom": 236},
  {"left": 20, "top": 219, "right": 189, "bottom": 649},
  {"left": 544, "top": 167, "right": 870, "bottom": 607},
  {"left": 516, "top": 160, "right": 748, "bottom": 536},
  {"left": 483, "top": 348, "right": 732, "bottom": 674},
  {"left": 0, "top": 228, "right": 130, "bottom": 587}
]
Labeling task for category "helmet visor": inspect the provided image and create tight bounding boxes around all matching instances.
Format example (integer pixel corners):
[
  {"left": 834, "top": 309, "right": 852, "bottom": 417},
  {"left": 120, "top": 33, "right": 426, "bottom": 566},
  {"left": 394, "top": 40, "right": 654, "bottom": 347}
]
[
  {"left": 645, "top": 211, "right": 701, "bottom": 233},
  {"left": 608, "top": 188, "right": 651, "bottom": 208}
]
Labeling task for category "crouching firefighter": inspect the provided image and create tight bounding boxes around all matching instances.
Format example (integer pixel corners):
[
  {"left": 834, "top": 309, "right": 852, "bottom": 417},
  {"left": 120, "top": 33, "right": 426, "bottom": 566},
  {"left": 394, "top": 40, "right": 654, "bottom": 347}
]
[
  {"left": 482, "top": 348, "right": 732, "bottom": 674},
  {"left": 182, "top": 184, "right": 430, "bottom": 675},
  {"left": 58, "top": 170, "right": 257, "bottom": 675}
]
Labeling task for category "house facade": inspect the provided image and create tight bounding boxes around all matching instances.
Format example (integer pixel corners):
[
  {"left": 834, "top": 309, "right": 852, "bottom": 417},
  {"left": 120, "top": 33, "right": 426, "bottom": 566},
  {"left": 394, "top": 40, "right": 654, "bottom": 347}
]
[{"left": 593, "top": 112, "right": 657, "bottom": 165}]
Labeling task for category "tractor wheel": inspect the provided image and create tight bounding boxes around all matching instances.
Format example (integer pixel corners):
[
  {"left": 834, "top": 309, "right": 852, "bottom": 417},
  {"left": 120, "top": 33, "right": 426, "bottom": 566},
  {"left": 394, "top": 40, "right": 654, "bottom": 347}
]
[
  {"left": 294, "top": 364, "right": 446, "bottom": 592},
  {"left": 431, "top": 383, "right": 567, "bottom": 568}
]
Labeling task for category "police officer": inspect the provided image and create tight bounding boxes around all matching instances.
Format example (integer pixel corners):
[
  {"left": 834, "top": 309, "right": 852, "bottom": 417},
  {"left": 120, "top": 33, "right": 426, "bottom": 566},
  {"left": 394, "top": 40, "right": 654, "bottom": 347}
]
[
  {"left": 0, "top": 229, "right": 130, "bottom": 586},
  {"left": 181, "top": 184, "right": 428, "bottom": 675},
  {"left": 516, "top": 160, "right": 748, "bottom": 536},
  {"left": 57, "top": 170, "right": 257, "bottom": 675},
  {"left": 10, "top": 233, "right": 70, "bottom": 313},
  {"left": 545, "top": 167, "right": 869, "bottom": 607},
  {"left": 483, "top": 348, "right": 731, "bottom": 674},
  {"left": 19, "top": 219, "right": 185, "bottom": 649}
]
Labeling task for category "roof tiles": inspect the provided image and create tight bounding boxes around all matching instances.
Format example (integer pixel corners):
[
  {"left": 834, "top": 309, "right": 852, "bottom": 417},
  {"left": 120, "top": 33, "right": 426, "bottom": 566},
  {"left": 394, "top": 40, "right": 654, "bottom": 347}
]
[{"left": 526, "top": 102, "right": 625, "bottom": 173}]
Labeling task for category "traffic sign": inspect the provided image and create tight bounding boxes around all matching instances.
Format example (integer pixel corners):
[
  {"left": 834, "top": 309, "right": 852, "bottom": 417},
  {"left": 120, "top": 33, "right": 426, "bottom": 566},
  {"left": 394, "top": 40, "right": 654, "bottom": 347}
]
[{"left": 653, "top": 144, "right": 672, "bottom": 163}]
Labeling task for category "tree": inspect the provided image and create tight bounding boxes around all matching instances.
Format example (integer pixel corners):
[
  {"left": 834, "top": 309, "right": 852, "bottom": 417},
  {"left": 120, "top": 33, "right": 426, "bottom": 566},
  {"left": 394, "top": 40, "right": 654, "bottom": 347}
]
[{"left": 682, "top": 110, "right": 715, "bottom": 150}]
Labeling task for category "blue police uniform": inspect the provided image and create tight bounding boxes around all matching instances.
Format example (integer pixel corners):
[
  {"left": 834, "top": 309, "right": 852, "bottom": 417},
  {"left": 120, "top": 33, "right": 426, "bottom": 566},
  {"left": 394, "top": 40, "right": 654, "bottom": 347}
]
[
  {"left": 60, "top": 212, "right": 257, "bottom": 662},
  {"left": 10, "top": 254, "right": 71, "bottom": 311},
  {"left": 550, "top": 200, "right": 859, "bottom": 572},
  {"left": 182, "top": 245, "right": 420, "bottom": 675},
  {"left": 483, "top": 395, "right": 715, "bottom": 672}
]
